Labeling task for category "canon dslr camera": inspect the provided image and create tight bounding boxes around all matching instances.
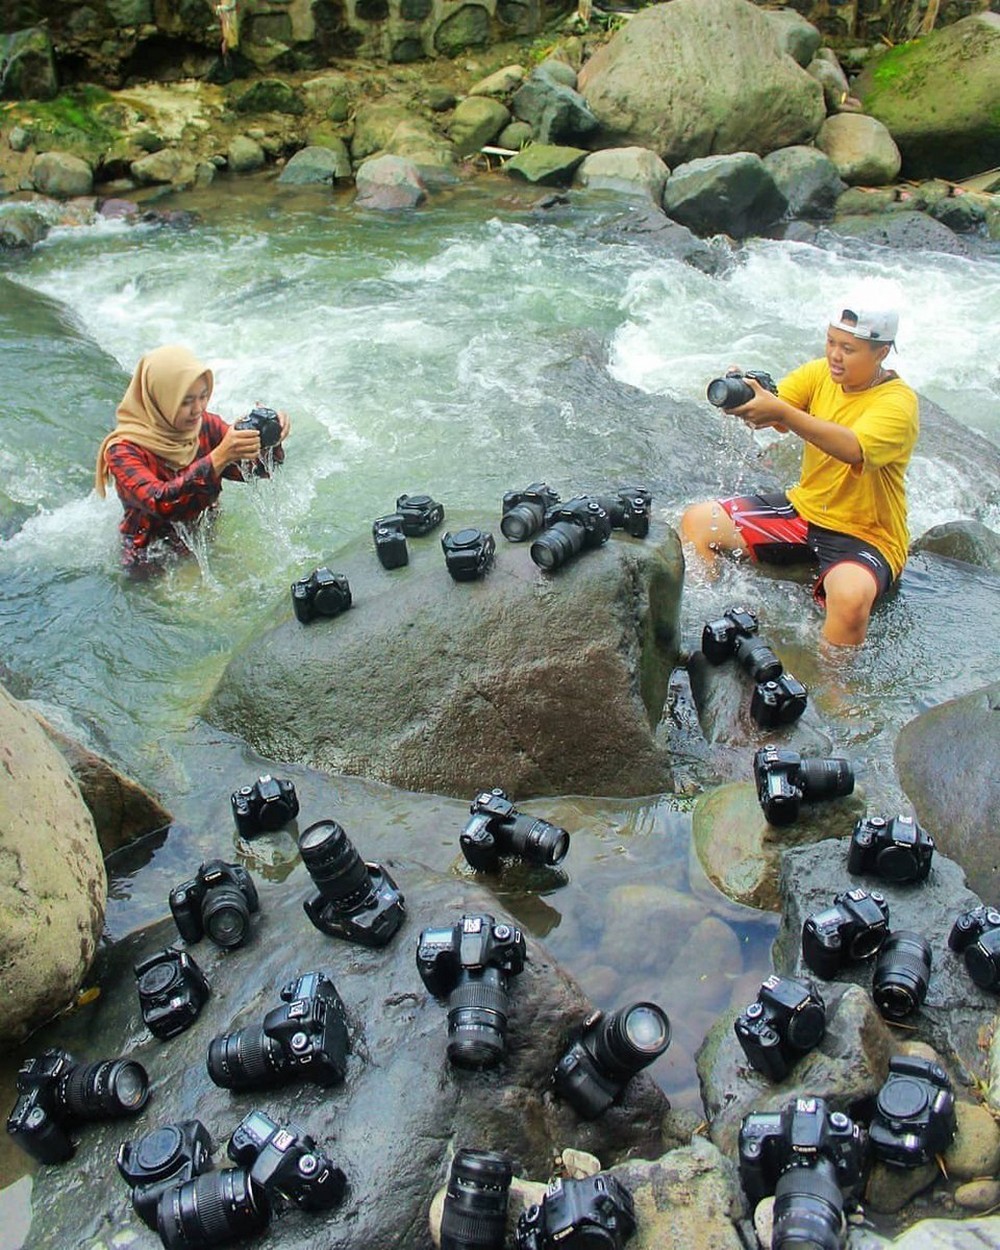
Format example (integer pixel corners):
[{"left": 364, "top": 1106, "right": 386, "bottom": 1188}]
[
  {"left": 231, "top": 774, "right": 299, "bottom": 837},
  {"left": 706, "top": 369, "right": 779, "bottom": 409},
  {"left": 501, "top": 483, "right": 560, "bottom": 542},
  {"left": 228, "top": 1108, "right": 346, "bottom": 1211},
  {"left": 396, "top": 492, "right": 445, "bottom": 535},
  {"left": 460, "top": 788, "right": 570, "bottom": 873},
  {"left": 234, "top": 405, "right": 282, "bottom": 449},
  {"left": 754, "top": 745, "right": 855, "bottom": 827},
  {"left": 442, "top": 528, "right": 496, "bottom": 581},
  {"left": 291, "top": 567, "right": 352, "bottom": 624},
  {"left": 299, "top": 818, "right": 406, "bottom": 948},
  {"left": 869, "top": 1055, "right": 956, "bottom": 1167},
  {"left": 207, "top": 970, "right": 349, "bottom": 1091},
  {"left": 372, "top": 513, "right": 408, "bottom": 569},
  {"left": 847, "top": 814, "right": 934, "bottom": 884},
  {"left": 949, "top": 905, "right": 1000, "bottom": 990},
  {"left": 595, "top": 487, "right": 653, "bottom": 539},
  {"left": 801, "top": 888, "right": 890, "bottom": 980},
  {"left": 517, "top": 1174, "right": 637, "bottom": 1250},
  {"left": 135, "top": 948, "right": 210, "bottom": 1039},
  {"left": 117, "top": 1120, "right": 213, "bottom": 1228},
  {"left": 7, "top": 1047, "right": 149, "bottom": 1165},
  {"left": 169, "top": 859, "right": 259, "bottom": 949},
  {"left": 530, "top": 496, "right": 612, "bottom": 572},
  {"left": 553, "top": 1002, "right": 670, "bottom": 1119},
  {"left": 416, "top": 913, "right": 526, "bottom": 1069},
  {"left": 733, "top": 974, "right": 826, "bottom": 1082}
]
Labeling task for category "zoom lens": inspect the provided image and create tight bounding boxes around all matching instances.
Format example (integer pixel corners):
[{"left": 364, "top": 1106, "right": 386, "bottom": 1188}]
[
  {"left": 798, "top": 758, "right": 854, "bottom": 802},
  {"left": 207, "top": 1026, "right": 285, "bottom": 1091},
  {"left": 447, "top": 968, "right": 509, "bottom": 1069},
  {"left": 706, "top": 376, "right": 754, "bottom": 408},
  {"left": 873, "top": 931, "right": 932, "bottom": 1020},
  {"left": 506, "top": 814, "right": 570, "bottom": 867},
  {"left": 157, "top": 1168, "right": 269, "bottom": 1249},
  {"left": 772, "top": 1157, "right": 844, "bottom": 1250},
  {"left": 734, "top": 634, "right": 783, "bottom": 683},
  {"left": 501, "top": 500, "right": 546, "bottom": 542},
  {"left": 298, "top": 820, "right": 374, "bottom": 912},
  {"left": 530, "top": 521, "right": 584, "bottom": 571},
  {"left": 202, "top": 887, "right": 251, "bottom": 949},
  {"left": 592, "top": 1002, "right": 671, "bottom": 1081},
  {"left": 59, "top": 1058, "right": 150, "bottom": 1120},
  {"left": 440, "top": 1148, "right": 513, "bottom": 1250}
]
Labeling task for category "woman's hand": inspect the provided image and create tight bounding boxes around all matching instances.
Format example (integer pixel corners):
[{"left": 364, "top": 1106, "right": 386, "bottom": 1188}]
[{"left": 210, "top": 423, "right": 262, "bottom": 474}]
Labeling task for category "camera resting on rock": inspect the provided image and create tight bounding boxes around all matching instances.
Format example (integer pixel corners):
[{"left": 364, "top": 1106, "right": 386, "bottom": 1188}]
[
  {"left": 501, "top": 483, "right": 561, "bottom": 542},
  {"left": 517, "top": 1173, "right": 637, "bottom": 1250},
  {"left": 299, "top": 818, "right": 406, "bottom": 948},
  {"left": 847, "top": 814, "right": 934, "bottom": 883},
  {"left": 234, "top": 405, "right": 282, "bottom": 449},
  {"left": 801, "top": 888, "right": 890, "bottom": 980},
  {"left": 460, "top": 787, "right": 570, "bottom": 873},
  {"left": 372, "top": 512, "right": 408, "bottom": 569},
  {"left": 595, "top": 486, "right": 653, "bottom": 539},
  {"left": 230, "top": 774, "right": 299, "bottom": 837},
  {"left": 169, "top": 859, "right": 259, "bottom": 949},
  {"left": 733, "top": 974, "right": 826, "bottom": 1082},
  {"left": 291, "top": 567, "right": 352, "bottom": 623},
  {"left": 6, "top": 1047, "right": 149, "bottom": 1165},
  {"left": 396, "top": 492, "right": 445, "bottom": 535},
  {"left": 553, "top": 1002, "right": 670, "bottom": 1120},
  {"left": 530, "top": 496, "right": 611, "bottom": 572},
  {"left": 868, "top": 1055, "right": 956, "bottom": 1167},
  {"left": 949, "top": 905, "right": 1000, "bottom": 990},
  {"left": 442, "top": 528, "right": 496, "bottom": 581},
  {"left": 753, "top": 745, "right": 854, "bottom": 827},
  {"left": 135, "top": 948, "right": 211, "bottom": 1040},
  {"left": 416, "top": 913, "right": 526, "bottom": 1069},
  {"left": 228, "top": 1108, "right": 346, "bottom": 1212},
  {"left": 706, "top": 369, "right": 779, "bottom": 409},
  {"left": 702, "top": 606, "right": 807, "bottom": 728},
  {"left": 117, "top": 1120, "right": 213, "bottom": 1229},
  {"left": 207, "top": 970, "right": 349, "bottom": 1092},
  {"left": 440, "top": 1148, "right": 513, "bottom": 1250}
]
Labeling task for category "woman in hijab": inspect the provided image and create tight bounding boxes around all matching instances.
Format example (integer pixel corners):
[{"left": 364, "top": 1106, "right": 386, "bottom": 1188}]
[{"left": 95, "top": 345, "right": 290, "bottom": 571}]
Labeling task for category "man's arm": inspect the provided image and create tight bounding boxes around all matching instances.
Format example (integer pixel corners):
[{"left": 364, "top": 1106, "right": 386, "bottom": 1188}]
[{"left": 728, "top": 378, "right": 863, "bottom": 465}]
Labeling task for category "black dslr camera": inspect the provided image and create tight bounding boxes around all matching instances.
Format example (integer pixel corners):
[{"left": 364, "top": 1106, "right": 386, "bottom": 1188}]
[
  {"left": 801, "top": 888, "right": 890, "bottom": 980},
  {"left": 701, "top": 604, "right": 783, "bottom": 683},
  {"left": 6, "top": 1047, "right": 149, "bottom": 1165},
  {"left": 517, "top": 1173, "right": 637, "bottom": 1250},
  {"left": 733, "top": 974, "right": 826, "bottom": 1082},
  {"left": 949, "top": 904, "right": 1000, "bottom": 990},
  {"left": 117, "top": 1120, "right": 213, "bottom": 1228},
  {"left": 753, "top": 745, "right": 855, "bottom": 827},
  {"left": 442, "top": 528, "right": 496, "bottom": 581},
  {"left": 869, "top": 1055, "right": 956, "bottom": 1167},
  {"left": 372, "top": 513, "right": 408, "bottom": 569},
  {"left": 553, "top": 1001, "right": 670, "bottom": 1120},
  {"left": 595, "top": 486, "right": 652, "bottom": 539},
  {"left": 169, "top": 859, "right": 259, "bottom": 949},
  {"left": 291, "top": 567, "right": 352, "bottom": 624},
  {"left": 738, "top": 1096, "right": 867, "bottom": 1208},
  {"left": 530, "top": 496, "right": 612, "bottom": 572},
  {"left": 207, "top": 969, "right": 349, "bottom": 1092},
  {"left": 416, "top": 913, "right": 526, "bottom": 1069},
  {"left": 750, "top": 672, "right": 808, "bottom": 729},
  {"left": 847, "top": 814, "right": 934, "bottom": 884},
  {"left": 441, "top": 1149, "right": 513, "bottom": 1250},
  {"left": 234, "top": 405, "right": 282, "bottom": 449},
  {"left": 460, "top": 787, "right": 570, "bottom": 873},
  {"left": 299, "top": 819, "right": 406, "bottom": 948},
  {"left": 706, "top": 368, "right": 779, "bottom": 409},
  {"left": 157, "top": 1167, "right": 269, "bottom": 1249},
  {"left": 501, "top": 483, "right": 561, "bottom": 542},
  {"left": 135, "top": 948, "right": 211, "bottom": 1039},
  {"left": 231, "top": 774, "right": 299, "bottom": 837},
  {"left": 228, "top": 1108, "right": 346, "bottom": 1212},
  {"left": 396, "top": 492, "right": 445, "bottom": 535}
]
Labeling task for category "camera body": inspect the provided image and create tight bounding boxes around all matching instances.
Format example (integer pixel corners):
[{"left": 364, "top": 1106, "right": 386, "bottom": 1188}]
[
  {"left": 733, "top": 974, "right": 826, "bottom": 1082},
  {"left": 117, "top": 1120, "right": 213, "bottom": 1228},
  {"left": 553, "top": 1002, "right": 670, "bottom": 1120},
  {"left": 303, "top": 862, "right": 406, "bottom": 948},
  {"left": 460, "top": 788, "right": 570, "bottom": 872},
  {"left": 847, "top": 814, "right": 934, "bottom": 884},
  {"left": 753, "top": 745, "right": 855, "bottom": 827},
  {"left": 396, "top": 493, "right": 445, "bottom": 536},
  {"left": 738, "top": 1097, "right": 867, "bottom": 1208},
  {"left": 231, "top": 775, "right": 299, "bottom": 837},
  {"left": 291, "top": 567, "right": 352, "bottom": 624},
  {"left": 869, "top": 1055, "right": 956, "bottom": 1167},
  {"left": 702, "top": 604, "right": 759, "bottom": 663},
  {"left": 234, "top": 405, "right": 282, "bottom": 449},
  {"left": 595, "top": 487, "right": 653, "bottom": 539},
  {"left": 706, "top": 369, "right": 779, "bottom": 409},
  {"left": 801, "top": 888, "right": 890, "bottom": 980},
  {"left": 948, "top": 905, "right": 1000, "bottom": 989},
  {"left": 517, "top": 1174, "right": 637, "bottom": 1250},
  {"left": 135, "top": 948, "right": 210, "bottom": 1039},
  {"left": 169, "top": 859, "right": 260, "bottom": 948},
  {"left": 750, "top": 673, "right": 808, "bottom": 729},
  {"left": 228, "top": 1109, "right": 346, "bottom": 1212},
  {"left": 372, "top": 513, "right": 408, "bottom": 569},
  {"left": 501, "top": 483, "right": 560, "bottom": 542},
  {"left": 530, "top": 497, "right": 612, "bottom": 572},
  {"left": 441, "top": 528, "right": 496, "bottom": 581}
]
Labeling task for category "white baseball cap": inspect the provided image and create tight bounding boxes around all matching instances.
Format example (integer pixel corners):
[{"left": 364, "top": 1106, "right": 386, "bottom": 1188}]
[{"left": 829, "top": 302, "right": 898, "bottom": 344}]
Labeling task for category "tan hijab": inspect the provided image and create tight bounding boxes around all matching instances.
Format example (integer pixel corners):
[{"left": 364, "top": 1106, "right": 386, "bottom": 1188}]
[{"left": 95, "top": 345, "right": 214, "bottom": 496}]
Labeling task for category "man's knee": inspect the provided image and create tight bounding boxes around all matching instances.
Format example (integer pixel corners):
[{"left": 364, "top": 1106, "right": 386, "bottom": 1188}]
[
  {"left": 681, "top": 500, "right": 741, "bottom": 557},
  {"left": 822, "top": 564, "right": 879, "bottom": 643}
]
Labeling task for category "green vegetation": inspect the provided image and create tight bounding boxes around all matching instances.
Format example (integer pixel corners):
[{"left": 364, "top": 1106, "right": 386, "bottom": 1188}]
[{"left": 7, "top": 84, "right": 131, "bottom": 162}]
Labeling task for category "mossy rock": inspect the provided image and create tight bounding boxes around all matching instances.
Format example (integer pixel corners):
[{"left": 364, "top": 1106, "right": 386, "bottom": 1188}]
[{"left": 233, "top": 77, "right": 304, "bottom": 115}]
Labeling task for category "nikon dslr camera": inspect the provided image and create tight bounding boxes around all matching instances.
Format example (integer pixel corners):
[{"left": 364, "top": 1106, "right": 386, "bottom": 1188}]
[
  {"left": 135, "top": 948, "right": 210, "bottom": 1039},
  {"left": 753, "top": 745, "right": 854, "bottom": 827},
  {"left": 299, "top": 818, "right": 406, "bottom": 948},
  {"left": 117, "top": 1120, "right": 213, "bottom": 1228},
  {"left": 801, "top": 888, "right": 890, "bottom": 980},
  {"left": 396, "top": 492, "right": 445, "bottom": 535},
  {"left": 530, "top": 496, "right": 611, "bottom": 572},
  {"left": 517, "top": 1174, "right": 636, "bottom": 1250},
  {"left": 231, "top": 774, "right": 299, "bottom": 837},
  {"left": 501, "top": 483, "right": 560, "bottom": 542},
  {"left": 228, "top": 1108, "right": 346, "bottom": 1212},
  {"left": 169, "top": 859, "right": 259, "bottom": 949},
  {"left": 733, "top": 974, "right": 826, "bottom": 1082},
  {"left": 442, "top": 528, "right": 496, "bottom": 581},
  {"left": 291, "top": 567, "right": 352, "bottom": 624},
  {"left": 706, "top": 369, "right": 779, "bottom": 409},
  {"left": 702, "top": 604, "right": 782, "bottom": 683},
  {"left": 847, "top": 814, "right": 934, "bottom": 884},
  {"left": 949, "top": 905, "right": 1000, "bottom": 990},
  {"left": 372, "top": 513, "right": 408, "bottom": 569},
  {"left": 750, "top": 672, "right": 808, "bottom": 729},
  {"left": 460, "top": 787, "right": 570, "bottom": 872},
  {"left": 234, "top": 405, "right": 282, "bottom": 449}
]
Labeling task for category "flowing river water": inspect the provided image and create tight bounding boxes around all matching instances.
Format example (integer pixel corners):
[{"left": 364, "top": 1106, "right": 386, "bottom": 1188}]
[{"left": 1, "top": 175, "right": 999, "bottom": 1246}]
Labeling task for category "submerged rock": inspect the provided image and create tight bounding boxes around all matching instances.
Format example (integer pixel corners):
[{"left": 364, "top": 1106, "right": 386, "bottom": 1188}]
[{"left": 911, "top": 520, "right": 1000, "bottom": 573}]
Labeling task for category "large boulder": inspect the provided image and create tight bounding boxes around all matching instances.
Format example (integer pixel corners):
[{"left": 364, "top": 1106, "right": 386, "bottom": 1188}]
[
  {"left": 511, "top": 67, "right": 599, "bottom": 146},
  {"left": 895, "top": 683, "right": 1000, "bottom": 908},
  {"left": 206, "top": 520, "right": 682, "bottom": 800},
  {"left": 278, "top": 144, "right": 350, "bottom": 186},
  {"left": 29, "top": 151, "right": 93, "bottom": 198},
  {"left": 504, "top": 143, "right": 588, "bottom": 186},
  {"left": 763, "top": 145, "right": 845, "bottom": 221},
  {"left": 855, "top": 13, "right": 1000, "bottom": 181},
  {"left": 0, "top": 686, "right": 106, "bottom": 1046},
  {"left": 815, "top": 113, "right": 902, "bottom": 186},
  {"left": 661, "top": 152, "right": 787, "bottom": 238},
  {"left": 911, "top": 519, "right": 1000, "bottom": 573},
  {"left": 761, "top": 7, "right": 822, "bottom": 67},
  {"left": 0, "top": 27, "right": 58, "bottom": 100},
  {"left": 449, "top": 96, "right": 510, "bottom": 157},
  {"left": 574, "top": 147, "right": 670, "bottom": 203},
  {"left": 577, "top": 0, "right": 825, "bottom": 166},
  {"left": 354, "top": 154, "right": 427, "bottom": 209}
]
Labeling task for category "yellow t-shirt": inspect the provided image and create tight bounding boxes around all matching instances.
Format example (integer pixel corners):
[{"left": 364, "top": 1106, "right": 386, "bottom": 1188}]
[{"left": 779, "top": 358, "right": 919, "bottom": 578}]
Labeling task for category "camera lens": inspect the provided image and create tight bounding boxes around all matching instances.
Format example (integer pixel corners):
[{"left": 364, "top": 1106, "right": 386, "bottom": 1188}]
[
  {"left": 201, "top": 886, "right": 252, "bottom": 949},
  {"left": 706, "top": 376, "right": 754, "bottom": 408},
  {"left": 207, "top": 1026, "right": 285, "bottom": 1090},
  {"left": 506, "top": 814, "right": 570, "bottom": 867},
  {"left": 59, "top": 1058, "right": 150, "bottom": 1120},
  {"left": 530, "top": 520, "right": 585, "bottom": 571},
  {"left": 440, "top": 1148, "right": 513, "bottom": 1250},
  {"left": 964, "top": 926, "right": 1000, "bottom": 990},
  {"left": 873, "top": 931, "right": 932, "bottom": 1020},
  {"left": 734, "top": 634, "right": 783, "bottom": 683},
  {"left": 797, "top": 758, "right": 854, "bottom": 802},
  {"left": 591, "top": 1002, "right": 671, "bottom": 1081},
  {"left": 157, "top": 1167, "right": 269, "bottom": 1249},
  {"left": 501, "top": 499, "right": 546, "bottom": 542},
  {"left": 447, "top": 967, "right": 510, "bottom": 1069},
  {"left": 299, "top": 820, "right": 374, "bottom": 912},
  {"left": 772, "top": 1157, "right": 844, "bottom": 1250}
]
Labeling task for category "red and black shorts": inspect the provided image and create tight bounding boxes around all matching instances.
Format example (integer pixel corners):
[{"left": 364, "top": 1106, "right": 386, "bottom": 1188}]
[{"left": 719, "top": 492, "right": 894, "bottom": 604}]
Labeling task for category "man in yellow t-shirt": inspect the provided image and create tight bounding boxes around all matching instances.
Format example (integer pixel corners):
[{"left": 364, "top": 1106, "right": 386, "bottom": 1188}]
[{"left": 681, "top": 302, "right": 919, "bottom": 646}]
